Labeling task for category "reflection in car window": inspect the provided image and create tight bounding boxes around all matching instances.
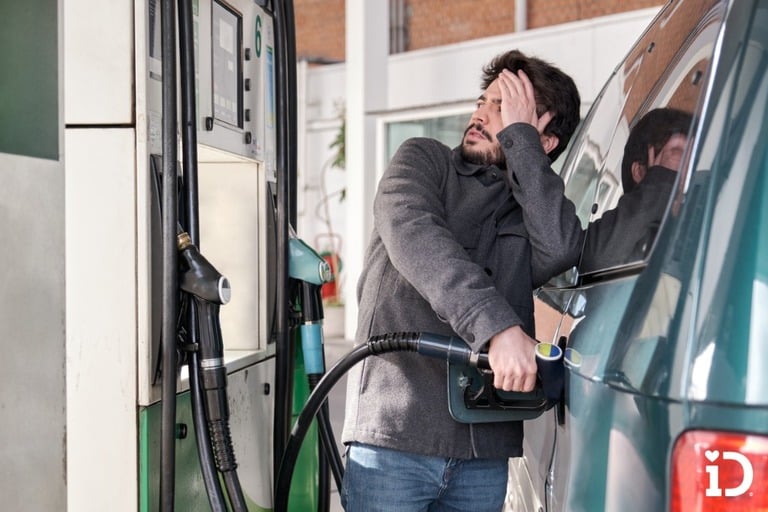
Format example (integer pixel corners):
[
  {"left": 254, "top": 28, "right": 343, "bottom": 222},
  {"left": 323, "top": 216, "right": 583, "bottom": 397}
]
[
  {"left": 581, "top": 108, "right": 694, "bottom": 273},
  {"left": 556, "top": 0, "right": 725, "bottom": 276}
]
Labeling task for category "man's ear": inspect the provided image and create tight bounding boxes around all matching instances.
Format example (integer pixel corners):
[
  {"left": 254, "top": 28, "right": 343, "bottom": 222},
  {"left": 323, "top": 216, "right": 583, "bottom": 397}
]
[
  {"left": 540, "top": 133, "right": 559, "bottom": 155},
  {"left": 631, "top": 161, "right": 647, "bottom": 184}
]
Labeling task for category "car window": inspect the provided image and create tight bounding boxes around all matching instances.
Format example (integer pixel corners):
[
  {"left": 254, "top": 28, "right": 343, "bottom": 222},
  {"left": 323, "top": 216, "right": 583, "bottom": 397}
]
[{"left": 559, "top": 0, "right": 726, "bottom": 276}]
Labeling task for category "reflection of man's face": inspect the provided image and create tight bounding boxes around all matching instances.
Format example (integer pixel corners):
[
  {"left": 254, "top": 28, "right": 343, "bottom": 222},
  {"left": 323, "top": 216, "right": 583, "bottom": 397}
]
[
  {"left": 632, "top": 133, "right": 688, "bottom": 185},
  {"left": 460, "top": 79, "right": 506, "bottom": 167}
]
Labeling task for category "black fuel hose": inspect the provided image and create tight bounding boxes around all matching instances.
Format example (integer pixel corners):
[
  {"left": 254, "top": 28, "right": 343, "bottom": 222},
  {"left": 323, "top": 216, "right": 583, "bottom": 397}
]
[
  {"left": 309, "top": 375, "right": 344, "bottom": 492},
  {"left": 273, "top": 0, "right": 295, "bottom": 478},
  {"left": 274, "top": 344, "right": 368, "bottom": 512},
  {"left": 176, "top": 0, "right": 229, "bottom": 508},
  {"left": 159, "top": 0, "right": 179, "bottom": 509},
  {"left": 308, "top": 374, "right": 344, "bottom": 506},
  {"left": 187, "top": 350, "right": 228, "bottom": 511},
  {"left": 274, "top": 332, "right": 488, "bottom": 512},
  {"left": 307, "top": 374, "right": 330, "bottom": 512},
  {"left": 317, "top": 434, "right": 330, "bottom": 512},
  {"left": 195, "top": 299, "right": 248, "bottom": 512}
]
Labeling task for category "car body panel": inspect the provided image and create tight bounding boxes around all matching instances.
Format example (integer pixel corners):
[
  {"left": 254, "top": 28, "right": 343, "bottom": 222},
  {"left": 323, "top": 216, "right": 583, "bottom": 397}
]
[{"left": 517, "top": 0, "right": 768, "bottom": 510}]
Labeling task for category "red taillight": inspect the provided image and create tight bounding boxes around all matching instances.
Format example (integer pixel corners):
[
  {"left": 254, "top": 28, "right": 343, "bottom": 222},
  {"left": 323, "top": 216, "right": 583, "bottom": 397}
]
[{"left": 671, "top": 430, "right": 768, "bottom": 511}]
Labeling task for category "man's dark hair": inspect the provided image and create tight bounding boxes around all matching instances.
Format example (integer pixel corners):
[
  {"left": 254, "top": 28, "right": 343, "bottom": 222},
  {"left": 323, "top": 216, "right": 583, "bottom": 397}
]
[
  {"left": 481, "top": 49, "right": 581, "bottom": 162},
  {"left": 621, "top": 108, "right": 694, "bottom": 192}
]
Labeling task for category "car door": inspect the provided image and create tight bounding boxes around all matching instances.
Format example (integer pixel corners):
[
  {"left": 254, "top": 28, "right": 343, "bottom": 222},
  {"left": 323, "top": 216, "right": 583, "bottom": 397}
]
[{"left": 512, "top": 1, "right": 729, "bottom": 511}]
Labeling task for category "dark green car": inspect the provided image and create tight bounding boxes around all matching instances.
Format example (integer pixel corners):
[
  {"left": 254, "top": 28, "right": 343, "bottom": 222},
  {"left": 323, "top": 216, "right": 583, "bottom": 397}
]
[{"left": 512, "top": 0, "right": 768, "bottom": 510}]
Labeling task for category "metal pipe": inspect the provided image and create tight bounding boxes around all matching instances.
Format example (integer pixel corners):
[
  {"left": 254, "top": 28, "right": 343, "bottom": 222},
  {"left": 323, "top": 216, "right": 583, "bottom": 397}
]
[
  {"left": 515, "top": 0, "right": 527, "bottom": 32},
  {"left": 390, "top": 0, "right": 407, "bottom": 53}
]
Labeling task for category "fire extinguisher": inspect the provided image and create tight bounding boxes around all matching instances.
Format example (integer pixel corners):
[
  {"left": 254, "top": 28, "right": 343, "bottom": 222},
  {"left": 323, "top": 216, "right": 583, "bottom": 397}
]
[{"left": 319, "top": 251, "right": 341, "bottom": 303}]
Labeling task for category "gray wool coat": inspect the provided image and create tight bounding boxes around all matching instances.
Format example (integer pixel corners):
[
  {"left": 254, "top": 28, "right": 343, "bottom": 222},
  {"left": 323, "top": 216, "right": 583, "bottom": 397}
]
[{"left": 341, "top": 123, "right": 582, "bottom": 459}]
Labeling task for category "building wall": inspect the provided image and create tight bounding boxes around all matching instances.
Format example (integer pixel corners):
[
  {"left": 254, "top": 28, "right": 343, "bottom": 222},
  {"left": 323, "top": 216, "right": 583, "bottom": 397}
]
[
  {"left": 406, "top": 0, "right": 517, "bottom": 50},
  {"left": 527, "top": 0, "right": 664, "bottom": 28},
  {"left": 294, "top": 0, "right": 665, "bottom": 62}
]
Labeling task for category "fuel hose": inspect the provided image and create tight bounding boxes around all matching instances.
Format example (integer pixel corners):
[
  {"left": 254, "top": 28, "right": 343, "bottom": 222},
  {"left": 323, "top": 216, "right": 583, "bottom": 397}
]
[{"left": 274, "top": 332, "right": 488, "bottom": 512}]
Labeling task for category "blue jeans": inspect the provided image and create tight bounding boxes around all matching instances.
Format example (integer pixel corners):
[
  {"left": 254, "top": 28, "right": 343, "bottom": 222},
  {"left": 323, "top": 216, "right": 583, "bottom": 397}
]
[{"left": 341, "top": 443, "right": 508, "bottom": 511}]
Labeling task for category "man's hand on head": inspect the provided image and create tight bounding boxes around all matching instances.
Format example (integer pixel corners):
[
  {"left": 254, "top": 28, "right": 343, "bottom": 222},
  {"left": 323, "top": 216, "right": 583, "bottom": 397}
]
[
  {"left": 648, "top": 133, "right": 687, "bottom": 171},
  {"left": 497, "top": 69, "right": 553, "bottom": 135}
]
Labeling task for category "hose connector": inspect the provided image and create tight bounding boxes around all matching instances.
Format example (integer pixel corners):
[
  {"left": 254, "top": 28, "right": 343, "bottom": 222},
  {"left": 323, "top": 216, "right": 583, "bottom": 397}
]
[{"left": 365, "top": 332, "right": 489, "bottom": 369}]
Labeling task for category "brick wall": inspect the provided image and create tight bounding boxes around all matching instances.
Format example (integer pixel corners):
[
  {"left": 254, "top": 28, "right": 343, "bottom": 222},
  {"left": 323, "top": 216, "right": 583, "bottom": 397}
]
[
  {"left": 293, "top": 0, "right": 665, "bottom": 63},
  {"left": 294, "top": 0, "right": 346, "bottom": 63},
  {"left": 407, "top": 0, "right": 517, "bottom": 50},
  {"left": 528, "top": 0, "right": 664, "bottom": 28}
]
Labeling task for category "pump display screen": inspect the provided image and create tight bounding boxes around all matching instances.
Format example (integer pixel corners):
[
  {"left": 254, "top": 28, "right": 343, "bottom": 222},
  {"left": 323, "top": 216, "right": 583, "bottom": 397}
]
[{"left": 212, "top": 0, "right": 242, "bottom": 128}]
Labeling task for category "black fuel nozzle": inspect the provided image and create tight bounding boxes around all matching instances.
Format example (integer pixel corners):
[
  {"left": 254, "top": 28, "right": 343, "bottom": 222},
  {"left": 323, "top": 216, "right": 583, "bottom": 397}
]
[
  {"left": 176, "top": 231, "right": 237, "bottom": 473},
  {"left": 366, "top": 332, "right": 564, "bottom": 401},
  {"left": 178, "top": 231, "right": 231, "bottom": 305},
  {"left": 415, "top": 332, "right": 490, "bottom": 369},
  {"left": 195, "top": 299, "right": 237, "bottom": 472}
]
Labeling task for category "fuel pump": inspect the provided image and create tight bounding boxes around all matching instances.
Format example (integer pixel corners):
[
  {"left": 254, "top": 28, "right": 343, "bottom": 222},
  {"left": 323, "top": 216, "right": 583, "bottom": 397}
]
[{"left": 288, "top": 234, "right": 346, "bottom": 504}]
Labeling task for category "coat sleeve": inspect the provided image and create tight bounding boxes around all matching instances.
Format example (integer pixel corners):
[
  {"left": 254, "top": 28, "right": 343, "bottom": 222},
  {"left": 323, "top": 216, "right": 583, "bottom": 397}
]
[
  {"left": 580, "top": 165, "right": 676, "bottom": 273},
  {"left": 373, "top": 138, "right": 522, "bottom": 350},
  {"left": 498, "top": 124, "right": 584, "bottom": 287}
]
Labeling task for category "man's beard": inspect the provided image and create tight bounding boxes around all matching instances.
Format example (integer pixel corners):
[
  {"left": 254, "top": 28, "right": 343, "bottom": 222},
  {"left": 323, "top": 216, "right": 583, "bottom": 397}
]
[{"left": 460, "top": 123, "right": 505, "bottom": 167}]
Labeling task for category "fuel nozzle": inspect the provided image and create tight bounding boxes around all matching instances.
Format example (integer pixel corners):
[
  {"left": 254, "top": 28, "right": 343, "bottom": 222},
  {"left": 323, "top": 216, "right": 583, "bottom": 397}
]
[
  {"left": 288, "top": 233, "right": 332, "bottom": 286},
  {"left": 178, "top": 231, "right": 231, "bottom": 305},
  {"left": 367, "top": 332, "right": 565, "bottom": 401},
  {"left": 177, "top": 231, "right": 237, "bottom": 475}
]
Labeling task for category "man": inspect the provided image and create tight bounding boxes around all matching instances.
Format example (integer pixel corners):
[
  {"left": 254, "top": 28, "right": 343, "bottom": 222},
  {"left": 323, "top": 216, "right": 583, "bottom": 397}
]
[
  {"left": 620, "top": 107, "right": 692, "bottom": 194},
  {"left": 580, "top": 107, "right": 693, "bottom": 272},
  {"left": 340, "top": 49, "right": 582, "bottom": 511}
]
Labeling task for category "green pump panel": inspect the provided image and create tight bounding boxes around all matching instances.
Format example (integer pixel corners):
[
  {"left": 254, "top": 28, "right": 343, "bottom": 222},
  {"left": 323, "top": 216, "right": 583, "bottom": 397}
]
[{"left": 0, "top": 1, "right": 59, "bottom": 160}]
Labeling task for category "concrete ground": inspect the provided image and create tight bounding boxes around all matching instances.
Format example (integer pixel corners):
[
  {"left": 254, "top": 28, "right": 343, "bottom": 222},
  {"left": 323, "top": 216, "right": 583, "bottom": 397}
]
[{"left": 323, "top": 335, "right": 353, "bottom": 512}]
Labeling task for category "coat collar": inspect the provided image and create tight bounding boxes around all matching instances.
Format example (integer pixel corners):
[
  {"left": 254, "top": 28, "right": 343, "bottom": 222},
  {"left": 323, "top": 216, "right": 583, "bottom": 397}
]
[{"left": 451, "top": 146, "right": 503, "bottom": 177}]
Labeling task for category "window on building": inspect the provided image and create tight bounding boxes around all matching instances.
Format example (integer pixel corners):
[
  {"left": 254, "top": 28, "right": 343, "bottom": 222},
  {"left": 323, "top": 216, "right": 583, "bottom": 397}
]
[
  {"left": 385, "top": 111, "right": 577, "bottom": 174},
  {"left": 385, "top": 113, "right": 468, "bottom": 162}
]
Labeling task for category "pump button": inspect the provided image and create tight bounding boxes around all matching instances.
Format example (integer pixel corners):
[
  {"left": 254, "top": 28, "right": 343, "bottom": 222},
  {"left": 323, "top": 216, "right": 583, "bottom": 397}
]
[
  {"left": 245, "top": 132, "right": 252, "bottom": 144},
  {"left": 245, "top": 109, "right": 251, "bottom": 122},
  {"left": 244, "top": 78, "right": 251, "bottom": 91},
  {"left": 245, "top": 48, "right": 251, "bottom": 61}
]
